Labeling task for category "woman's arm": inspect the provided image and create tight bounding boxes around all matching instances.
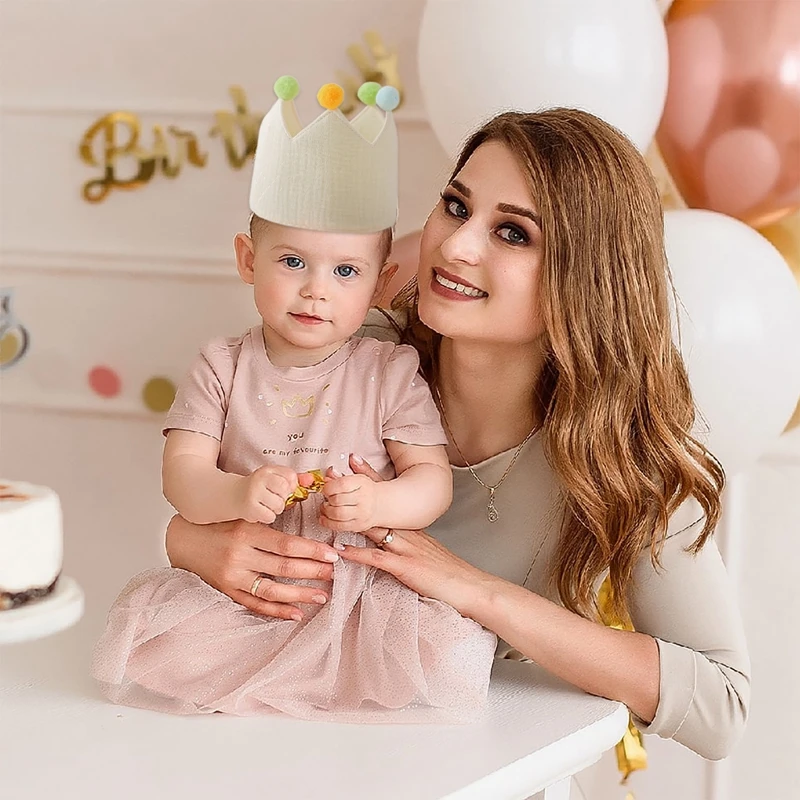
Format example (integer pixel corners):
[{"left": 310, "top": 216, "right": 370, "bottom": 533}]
[
  {"left": 625, "top": 518, "right": 750, "bottom": 759},
  {"left": 466, "top": 576, "right": 662, "bottom": 721},
  {"left": 486, "top": 519, "right": 750, "bottom": 760},
  {"left": 338, "top": 459, "right": 749, "bottom": 760}
]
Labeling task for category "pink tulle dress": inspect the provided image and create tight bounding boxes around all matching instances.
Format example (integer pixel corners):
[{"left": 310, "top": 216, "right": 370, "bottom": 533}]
[{"left": 91, "top": 329, "right": 497, "bottom": 722}]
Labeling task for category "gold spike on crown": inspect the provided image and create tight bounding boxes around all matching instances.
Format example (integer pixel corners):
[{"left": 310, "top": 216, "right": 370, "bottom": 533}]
[{"left": 249, "top": 76, "right": 399, "bottom": 234}]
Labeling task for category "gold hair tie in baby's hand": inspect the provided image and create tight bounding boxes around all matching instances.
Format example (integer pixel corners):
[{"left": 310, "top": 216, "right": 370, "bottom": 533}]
[{"left": 284, "top": 469, "right": 326, "bottom": 509}]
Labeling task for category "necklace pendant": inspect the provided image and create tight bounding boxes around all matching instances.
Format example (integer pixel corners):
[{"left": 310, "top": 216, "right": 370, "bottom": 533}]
[{"left": 487, "top": 489, "right": 499, "bottom": 523}]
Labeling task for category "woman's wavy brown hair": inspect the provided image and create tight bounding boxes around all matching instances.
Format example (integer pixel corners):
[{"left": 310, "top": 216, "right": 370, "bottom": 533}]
[{"left": 392, "top": 109, "right": 725, "bottom": 622}]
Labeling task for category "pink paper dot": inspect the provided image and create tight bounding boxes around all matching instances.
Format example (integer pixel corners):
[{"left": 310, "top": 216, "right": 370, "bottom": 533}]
[{"left": 88, "top": 365, "right": 121, "bottom": 398}]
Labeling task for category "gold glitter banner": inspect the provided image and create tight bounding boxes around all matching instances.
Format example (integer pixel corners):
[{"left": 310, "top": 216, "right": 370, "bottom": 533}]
[{"left": 78, "top": 31, "right": 403, "bottom": 203}]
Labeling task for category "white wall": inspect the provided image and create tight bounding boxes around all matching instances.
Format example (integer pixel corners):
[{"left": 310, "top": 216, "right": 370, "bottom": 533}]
[{"left": 1, "top": 2, "right": 797, "bottom": 799}]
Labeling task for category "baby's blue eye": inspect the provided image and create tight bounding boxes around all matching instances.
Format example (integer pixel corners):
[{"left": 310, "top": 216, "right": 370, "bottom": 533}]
[
  {"left": 282, "top": 256, "right": 304, "bottom": 269},
  {"left": 334, "top": 264, "right": 358, "bottom": 278}
]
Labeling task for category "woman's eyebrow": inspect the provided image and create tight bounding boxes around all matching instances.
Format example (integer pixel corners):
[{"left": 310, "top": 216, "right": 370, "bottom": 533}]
[
  {"left": 451, "top": 178, "right": 541, "bottom": 228},
  {"left": 497, "top": 203, "right": 541, "bottom": 228}
]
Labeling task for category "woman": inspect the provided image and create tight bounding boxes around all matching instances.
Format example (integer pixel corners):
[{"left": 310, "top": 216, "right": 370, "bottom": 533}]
[{"left": 166, "top": 109, "right": 749, "bottom": 759}]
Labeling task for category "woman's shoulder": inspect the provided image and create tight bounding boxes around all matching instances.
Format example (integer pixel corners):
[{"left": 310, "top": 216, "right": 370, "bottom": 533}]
[{"left": 356, "top": 307, "right": 409, "bottom": 345}]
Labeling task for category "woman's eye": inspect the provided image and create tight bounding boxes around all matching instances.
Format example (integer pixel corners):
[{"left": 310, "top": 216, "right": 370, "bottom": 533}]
[
  {"left": 442, "top": 194, "right": 468, "bottom": 220},
  {"left": 498, "top": 225, "right": 528, "bottom": 245},
  {"left": 334, "top": 264, "right": 358, "bottom": 278},
  {"left": 282, "top": 256, "right": 305, "bottom": 269}
]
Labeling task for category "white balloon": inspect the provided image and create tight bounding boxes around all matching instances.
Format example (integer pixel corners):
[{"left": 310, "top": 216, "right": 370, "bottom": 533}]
[
  {"left": 665, "top": 209, "right": 800, "bottom": 476},
  {"left": 417, "top": 0, "right": 669, "bottom": 157}
]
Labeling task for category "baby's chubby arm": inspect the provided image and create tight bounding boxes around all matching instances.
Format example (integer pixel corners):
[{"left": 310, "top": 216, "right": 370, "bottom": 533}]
[
  {"left": 321, "top": 442, "right": 452, "bottom": 532},
  {"left": 162, "top": 429, "right": 300, "bottom": 526}
]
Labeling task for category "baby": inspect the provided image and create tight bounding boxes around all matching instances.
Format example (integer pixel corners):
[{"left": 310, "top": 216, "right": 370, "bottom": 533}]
[{"left": 91, "top": 78, "right": 496, "bottom": 722}]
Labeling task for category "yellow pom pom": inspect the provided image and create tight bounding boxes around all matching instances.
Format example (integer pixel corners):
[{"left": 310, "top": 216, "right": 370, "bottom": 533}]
[{"left": 317, "top": 83, "right": 344, "bottom": 110}]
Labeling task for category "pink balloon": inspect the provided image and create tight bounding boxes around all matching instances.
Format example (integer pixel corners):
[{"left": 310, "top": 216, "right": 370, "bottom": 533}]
[
  {"left": 704, "top": 128, "right": 781, "bottom": 217},
  {"left": 657, "top": 0, "right": 800, "bottom": 227},
  {"left": 662, "top": 15, "right": 724, "bottom": 152}
]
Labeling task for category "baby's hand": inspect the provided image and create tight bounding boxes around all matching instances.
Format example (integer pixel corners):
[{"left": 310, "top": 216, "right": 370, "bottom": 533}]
[
  {"left": 320, "top": 468, "right": 380, "bottom": 533},
  {"left": 235, "top": 465, "right": 299, "bottom": 525}
]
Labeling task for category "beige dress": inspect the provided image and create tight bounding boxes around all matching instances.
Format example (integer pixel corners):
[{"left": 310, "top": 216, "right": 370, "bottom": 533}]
[{"left": 360, "top": 308, "right": 750, "bottom": 761}]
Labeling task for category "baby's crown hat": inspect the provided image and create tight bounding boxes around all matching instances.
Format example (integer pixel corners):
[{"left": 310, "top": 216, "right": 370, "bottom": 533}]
[{"left": 249, "top": 76, "right": 400, "bottom": 234}]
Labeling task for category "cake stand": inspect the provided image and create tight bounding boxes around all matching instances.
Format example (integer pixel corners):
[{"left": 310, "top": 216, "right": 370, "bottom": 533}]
[{"left": 0, "top": 576, "right": 85, "bottom": 644}]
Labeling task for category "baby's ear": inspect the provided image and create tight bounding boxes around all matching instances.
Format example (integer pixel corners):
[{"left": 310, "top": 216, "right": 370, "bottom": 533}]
[
  {"left": 373, "top": 261, "right": 399, "bottom": 304},
  {"left": 233, "top": 233, "right": 256, "bottom": 285}
]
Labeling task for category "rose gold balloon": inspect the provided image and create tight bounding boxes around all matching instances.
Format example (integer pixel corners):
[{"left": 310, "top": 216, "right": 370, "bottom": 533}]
[
  {"left": 379, "top": 230, "right": 422, "bottom": 309},
  {"left": 759, "top": 212, "right": 800, "bottom": 431},
  {"left": 657, "top": 0, "right": 800, "bottom": 227}
]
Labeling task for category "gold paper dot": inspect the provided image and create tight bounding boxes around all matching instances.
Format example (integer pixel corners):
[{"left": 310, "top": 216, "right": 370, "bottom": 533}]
[
  {"left": 0, "top": 331, "right": 22, "bottom": 365},
  {"left": 142, "top": 376, "right": 176, "bottom": 412}
]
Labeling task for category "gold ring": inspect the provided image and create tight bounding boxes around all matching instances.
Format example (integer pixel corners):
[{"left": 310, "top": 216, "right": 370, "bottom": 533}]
[
  {"left": 379, "top": 531, "right": 394, "bottom": 547},
  {"left": 250, "top": 575, "right": 264, "bottom": 597}
]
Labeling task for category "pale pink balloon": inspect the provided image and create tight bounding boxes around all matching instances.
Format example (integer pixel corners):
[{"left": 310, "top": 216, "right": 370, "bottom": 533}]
[
  {"left": 380, "top": 230, "right": 422, "bottom": 309},
  {"left": 657, "top": 0, "right": 800, "bottom": 227},
  {"left": 662, "top": 14, "right": 724, "bottom": 152},
  {"left": 704, "top": 128, "right": 782, "bottom": 217}
]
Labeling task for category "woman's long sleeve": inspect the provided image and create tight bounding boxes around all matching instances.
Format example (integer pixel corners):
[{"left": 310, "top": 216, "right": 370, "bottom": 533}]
[{"left": 629, "top": 503, "right": 751, "bottom": 760}]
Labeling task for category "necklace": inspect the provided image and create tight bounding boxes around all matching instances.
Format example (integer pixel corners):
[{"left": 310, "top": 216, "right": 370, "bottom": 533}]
[{"left": 435, "top": 388, "right": 539, "bottom": 523}]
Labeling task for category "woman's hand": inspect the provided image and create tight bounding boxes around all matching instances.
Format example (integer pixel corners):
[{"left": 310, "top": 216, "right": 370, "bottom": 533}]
[
  {"left": 165, "top": 515, "right": 340, "bottom": 620},
  {"left": 338, "top": 454, "right": 498, "bottom": 618}
]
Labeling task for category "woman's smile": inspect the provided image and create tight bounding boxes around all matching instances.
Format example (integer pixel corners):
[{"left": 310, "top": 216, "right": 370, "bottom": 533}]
[{"left": 431, "top": 267, "right": 489, "bottom": 299}]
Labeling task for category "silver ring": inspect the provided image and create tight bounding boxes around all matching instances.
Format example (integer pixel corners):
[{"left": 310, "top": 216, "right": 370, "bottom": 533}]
[
  {"left": 379, "top": 531, "right": 395, "bottom": 547},
  {"left": 250, "top": 575, "right": 264, "bottom": 597}
]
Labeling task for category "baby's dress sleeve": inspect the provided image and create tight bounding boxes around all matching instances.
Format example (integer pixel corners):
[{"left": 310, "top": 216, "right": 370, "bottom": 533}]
[
  {"left": 379, "top": 344, "right": 448, "bottom": 447},
  {"left": 162, "top": 339, "right": 237, "bottom": 442}
]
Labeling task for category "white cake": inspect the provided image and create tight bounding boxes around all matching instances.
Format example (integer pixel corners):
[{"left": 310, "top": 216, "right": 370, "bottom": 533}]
[{"left": 0, "top": 480, "right": 63, "bottom": 609}]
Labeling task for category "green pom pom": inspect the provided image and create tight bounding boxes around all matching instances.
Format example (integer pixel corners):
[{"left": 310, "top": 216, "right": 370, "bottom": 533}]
[
  {"left": 357, "top": 81, "right": 381, "bottom": 106},
  {"left": 273, "top": 75, "right": 299, "bottom": 101}
]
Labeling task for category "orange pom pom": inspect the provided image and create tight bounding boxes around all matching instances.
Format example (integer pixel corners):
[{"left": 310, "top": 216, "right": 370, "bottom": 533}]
[{"left": 317, "top": 83, "right": 344, "bottom": 110}]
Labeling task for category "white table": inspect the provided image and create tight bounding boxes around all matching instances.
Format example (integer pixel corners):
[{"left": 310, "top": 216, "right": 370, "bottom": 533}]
[
  {"left": 1, "top": 625, "right": 627, "bottom": 800},
  {"left": 1, "top": 410, "right": 628, "bottom": 798}
]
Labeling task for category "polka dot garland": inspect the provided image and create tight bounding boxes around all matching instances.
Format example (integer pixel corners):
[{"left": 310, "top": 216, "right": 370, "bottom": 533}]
[
  {"left": 0, "top": 329, "right": 24, "bottom": 366},
  {"left": 142, "top": 376, "right": 176, "bottom": 413},
  {"left": 88, "top": 365, "right": 121, "bottom": 398}
]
